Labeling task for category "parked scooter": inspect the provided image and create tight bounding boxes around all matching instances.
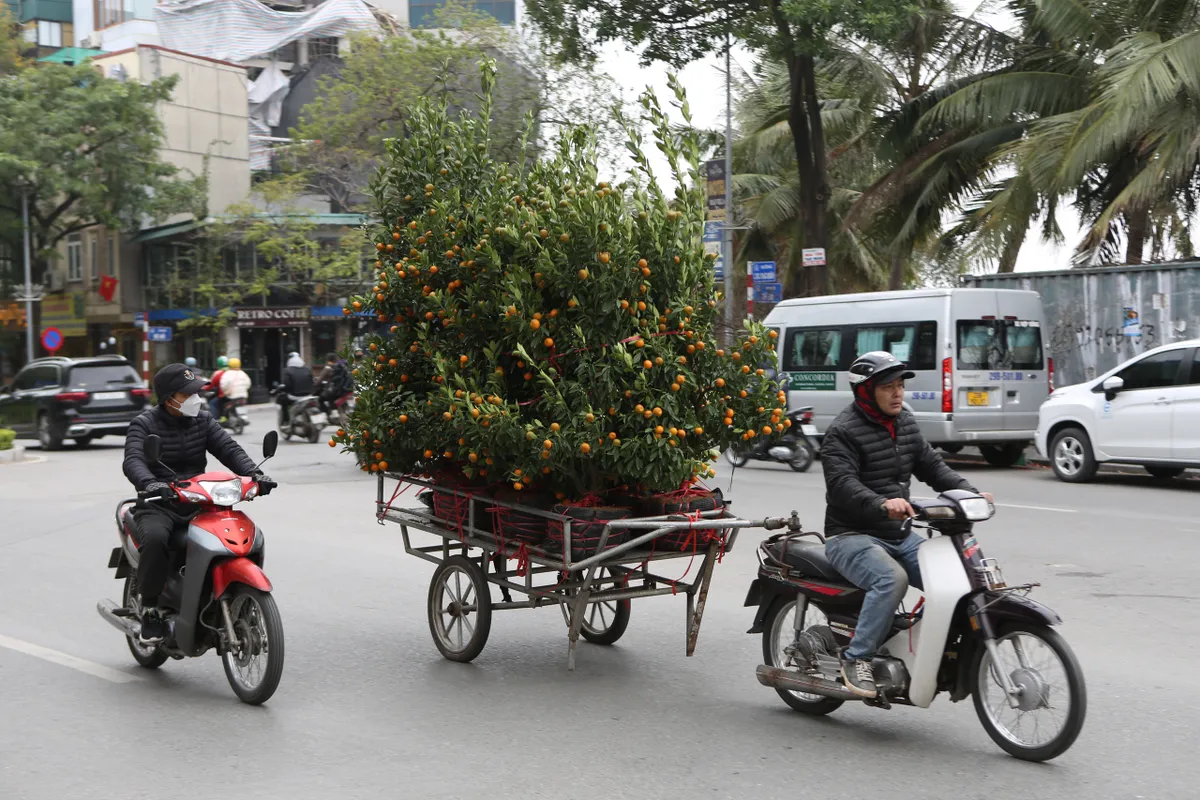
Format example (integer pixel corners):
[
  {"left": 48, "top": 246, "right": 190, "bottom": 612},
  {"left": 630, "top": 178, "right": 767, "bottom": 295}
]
[
  {"left": 725, "top": 407, "right": 818, "bottom": 472},
  {"left": 97, "top": 431, "right": 285, "bottom": 705},
  {"left": 746, "top": 491, "right": 1086, "bottom": 761},
  {"left": 271, "top": 385, "right": 326, "bottom": 443}
]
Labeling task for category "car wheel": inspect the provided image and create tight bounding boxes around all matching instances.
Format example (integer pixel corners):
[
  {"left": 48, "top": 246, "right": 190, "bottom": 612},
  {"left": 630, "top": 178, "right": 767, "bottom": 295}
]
[
  {"left": 1050, "top": 427, "right": 1098, "bottom": 483},
  {"left": 37, "top": 414, "right": 64, "bottom": 451},
  {"left": 980, "top": 443, "right": 1026, "bottom": 467}
]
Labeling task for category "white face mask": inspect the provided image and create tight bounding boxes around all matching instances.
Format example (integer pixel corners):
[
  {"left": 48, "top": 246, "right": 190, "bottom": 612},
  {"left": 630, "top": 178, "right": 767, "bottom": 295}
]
[{"left": 171, "top": 393, "right": 204, "bottom": 417}]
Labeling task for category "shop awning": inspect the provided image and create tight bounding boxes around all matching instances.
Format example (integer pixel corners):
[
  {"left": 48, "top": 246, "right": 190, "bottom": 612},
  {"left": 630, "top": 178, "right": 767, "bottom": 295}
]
[{"left": 38, "top": 48, "right": 106, "bottom": 65}]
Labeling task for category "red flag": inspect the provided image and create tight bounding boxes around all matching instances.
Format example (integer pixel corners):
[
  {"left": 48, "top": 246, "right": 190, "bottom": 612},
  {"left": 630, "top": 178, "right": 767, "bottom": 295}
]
[{"left": 98, "top": 275, "right": 118, "bottom": 303}]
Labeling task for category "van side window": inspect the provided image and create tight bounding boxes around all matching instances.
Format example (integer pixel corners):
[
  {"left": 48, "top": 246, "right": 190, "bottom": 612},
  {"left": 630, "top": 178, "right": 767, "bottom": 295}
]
[
  {"left": 784, "top": 329, "right": 843, "bottom": 369},
  {"left": 853, "top": 322, "right": 937, "bottom": 370}
]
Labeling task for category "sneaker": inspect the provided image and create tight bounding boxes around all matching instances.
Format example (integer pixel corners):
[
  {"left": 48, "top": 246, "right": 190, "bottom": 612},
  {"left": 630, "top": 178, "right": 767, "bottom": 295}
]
[
  {"left": 139, "top": 609, "right": 167, "bottom": 645},
  {"left": 841, "top": 657, "right": 877, "bottom": 699}
]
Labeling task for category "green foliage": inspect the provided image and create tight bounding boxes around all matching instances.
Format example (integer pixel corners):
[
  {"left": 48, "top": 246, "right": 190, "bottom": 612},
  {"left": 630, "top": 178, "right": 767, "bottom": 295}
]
[
  {"left": 333, "top": 62, "right": 783, "bottom": 499},
  {"left": 0, "top": 3, "right": 25, "bottom": 76},
  {"left": 0, "top": 427, "right": 14, "bottom": 451},
  {"left": 0, "top": 64, "right": 205, "bottom": 262}
]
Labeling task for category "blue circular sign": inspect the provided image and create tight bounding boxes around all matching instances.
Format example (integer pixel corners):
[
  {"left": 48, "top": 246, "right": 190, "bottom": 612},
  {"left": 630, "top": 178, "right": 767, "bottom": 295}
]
[{"left": 41, "top": 327, "right": 63, "bottom": 353}]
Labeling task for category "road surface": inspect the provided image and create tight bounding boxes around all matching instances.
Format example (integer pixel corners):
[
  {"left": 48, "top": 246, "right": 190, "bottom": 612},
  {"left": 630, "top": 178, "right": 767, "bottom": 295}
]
[{"left": 1, "top": 406, "right": 1196, "bottom": 799}]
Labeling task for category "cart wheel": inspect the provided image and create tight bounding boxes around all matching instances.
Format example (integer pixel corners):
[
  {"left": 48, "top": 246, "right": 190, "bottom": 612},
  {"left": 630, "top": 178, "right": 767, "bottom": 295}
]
[
  {"left": 427, "top": 555, "right": 492, "bottom": 663},
  {"left": 580, "top": 597, "right": 630, "bottom": 645}
]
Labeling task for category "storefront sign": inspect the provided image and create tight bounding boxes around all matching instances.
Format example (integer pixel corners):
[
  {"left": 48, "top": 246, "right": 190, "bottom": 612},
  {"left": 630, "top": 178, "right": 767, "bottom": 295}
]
[
  {"left": 235, "top": 306, "right": 312, "bottom": 328},
  {"left": 0, "top": 303, "right": 26, "bottom": 330},
  {"left": 787, "top": 372, "right": 837, "bottom": 391},
  {"left": 42, "top": 292, "right": 87, "bottom": 336}
]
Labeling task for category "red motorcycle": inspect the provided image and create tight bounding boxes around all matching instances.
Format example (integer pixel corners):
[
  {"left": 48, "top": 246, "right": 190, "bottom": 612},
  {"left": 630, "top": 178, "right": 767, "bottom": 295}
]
[{"left": 98, "top": 431, "right": 284, "bottom": 704}]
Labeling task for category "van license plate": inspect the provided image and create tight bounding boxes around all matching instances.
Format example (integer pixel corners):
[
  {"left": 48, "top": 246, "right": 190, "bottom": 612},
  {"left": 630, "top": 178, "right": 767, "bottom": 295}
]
[
  {"left": 801, "top": 424, "right": 818, "bottom": 436},
  {"left": 93, "top": 391, "right": 127, "bottom": 400},
  {"left": 967, "top": 391, "right": 989, "bottom": 406}
]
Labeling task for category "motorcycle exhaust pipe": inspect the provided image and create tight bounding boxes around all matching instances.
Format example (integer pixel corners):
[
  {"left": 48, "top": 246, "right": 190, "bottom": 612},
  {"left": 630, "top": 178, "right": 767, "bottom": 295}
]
[
  {"left": 97, "top": 598, "right": 141, "bottom": 638},
  {"left": 756, "top": 664, "right": 859, "bottom": 701}
]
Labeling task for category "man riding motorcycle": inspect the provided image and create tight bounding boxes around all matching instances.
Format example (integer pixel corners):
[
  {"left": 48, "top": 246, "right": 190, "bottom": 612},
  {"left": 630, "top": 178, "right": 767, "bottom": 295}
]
[
  {"left": 219, "top": 356, "right": 252, "bottom": 414},
  {"left": 278, "top": 352, "right": 314, "bottom": 425},
  {"left": 122, "top": 363, "right": 276, "bottom": 644},
  {"left": 820, "top": 351, "right": 993, "bottom": 699},
  {"left": 316, "top": 351, "right": 353, "bottom": 416}
]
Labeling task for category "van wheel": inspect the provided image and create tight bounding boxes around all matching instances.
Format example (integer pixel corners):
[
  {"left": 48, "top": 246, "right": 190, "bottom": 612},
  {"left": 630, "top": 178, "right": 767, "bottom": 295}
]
[
  {"left": 980, "top": 443, "right": 1025, "bottom": 467},
  {"left": 1050, "top": 428, "right": 1098, "bottom": 483},
  {"left": 1145, "top": 466, "right": 1184, "bottom": 480}
]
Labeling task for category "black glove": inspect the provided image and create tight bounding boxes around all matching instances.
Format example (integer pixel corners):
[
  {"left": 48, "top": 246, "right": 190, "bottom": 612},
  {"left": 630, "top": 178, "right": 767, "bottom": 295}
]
[
  {"left": 142, "top": 481, "right": 175, "bottom": 501},
  {"left": 254, "top": 474, "right": 277, "bottom": 496}
]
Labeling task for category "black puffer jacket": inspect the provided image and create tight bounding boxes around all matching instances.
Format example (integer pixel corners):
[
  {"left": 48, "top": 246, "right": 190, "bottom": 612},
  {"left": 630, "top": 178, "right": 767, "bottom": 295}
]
[
  {"left": 821, "top": 402, "right": 975, "bottom": 540},
  {"left": 122, "top": 406, "right": 259, "bottom": 491}
]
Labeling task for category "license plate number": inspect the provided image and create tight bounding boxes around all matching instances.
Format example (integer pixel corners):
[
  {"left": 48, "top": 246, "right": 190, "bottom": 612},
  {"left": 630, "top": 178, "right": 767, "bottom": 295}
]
[
  {"left": 967, "top": 391, "right": 989, "bottom": 406},
  {"left": 309, "top": 412, "right": 328, "bottom": 425},
  {"left": 93, "top": 391, "right": 127, "bottom": 401},
  {"left": 801, "top": 424, "right": 818, "bottom": 436}
]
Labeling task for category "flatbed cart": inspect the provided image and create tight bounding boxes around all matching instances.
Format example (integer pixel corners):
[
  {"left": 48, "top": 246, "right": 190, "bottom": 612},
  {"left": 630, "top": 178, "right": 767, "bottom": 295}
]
[{"left": 376, "top": 473, "right": 793, "bottom": 669}]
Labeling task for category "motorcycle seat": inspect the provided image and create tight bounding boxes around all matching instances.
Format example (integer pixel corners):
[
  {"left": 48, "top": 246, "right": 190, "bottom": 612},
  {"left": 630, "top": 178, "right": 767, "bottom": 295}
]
[{"left": 774, "top": 540, "right": 847, "bottom": 583}]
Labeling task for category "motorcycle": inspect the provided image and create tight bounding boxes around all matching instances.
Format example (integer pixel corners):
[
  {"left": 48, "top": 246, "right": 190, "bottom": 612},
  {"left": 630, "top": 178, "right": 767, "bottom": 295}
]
[
  {"left": 725, "top": 407, "right": 818, "bottom": 472},
  {"left": 271, "top": 385, "right": 326, "bottom": 444},
  {"left": 317, "top": 381, "right": 355, "bottom": 428},
  {"left": 203, "top": 391, "right": 250, "bottom": 435},
  {"left": 746, "top": 491, "right": 1086, "bottom": 762},
  {"left": 97, "top": 431, "right": 285, "bottom": 705}
]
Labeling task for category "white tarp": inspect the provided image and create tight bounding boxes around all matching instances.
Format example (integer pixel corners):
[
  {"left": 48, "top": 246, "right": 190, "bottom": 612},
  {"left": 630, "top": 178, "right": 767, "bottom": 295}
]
[
  {"left": 155, "top": 0, "right": 378, "bottom": 64},
  {"left": 247, "top": 61, "right": 292, "bottom": 170}
]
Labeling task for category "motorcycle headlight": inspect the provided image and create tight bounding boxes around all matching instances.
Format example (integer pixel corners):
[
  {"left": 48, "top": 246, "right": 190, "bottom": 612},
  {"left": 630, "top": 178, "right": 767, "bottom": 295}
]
[
  {"left": 958, "top": 497, "right": 993, "bottom": 521},
  {"left": 199, "top": 479, "right": 243, "bottom": 507}
]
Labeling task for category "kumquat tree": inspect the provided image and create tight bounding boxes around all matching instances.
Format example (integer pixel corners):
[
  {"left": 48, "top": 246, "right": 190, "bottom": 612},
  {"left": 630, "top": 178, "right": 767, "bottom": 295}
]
[{"left": 331, "top": 60, "right": 785, "bottom": 503}]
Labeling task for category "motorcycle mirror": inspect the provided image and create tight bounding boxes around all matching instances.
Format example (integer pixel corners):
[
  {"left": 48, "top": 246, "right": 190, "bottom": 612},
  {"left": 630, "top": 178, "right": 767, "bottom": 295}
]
[
  {"left": 145, "top": 434, "right": 162, "bottom": 464},
  {"left": 262, "top": 430, "right": 279, "bottom": 460}
]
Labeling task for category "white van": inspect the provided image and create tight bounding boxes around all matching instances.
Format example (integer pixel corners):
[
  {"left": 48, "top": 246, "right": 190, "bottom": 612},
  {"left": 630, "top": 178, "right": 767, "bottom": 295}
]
[{"left": 762, "top": 288, "right": 1050, "bottom": 466}]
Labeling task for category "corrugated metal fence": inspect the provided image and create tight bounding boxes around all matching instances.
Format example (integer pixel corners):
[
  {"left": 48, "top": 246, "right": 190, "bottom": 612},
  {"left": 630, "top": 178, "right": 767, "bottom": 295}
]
[{"left": 962, "top": 263, "right": 1200, "bottom": 386}]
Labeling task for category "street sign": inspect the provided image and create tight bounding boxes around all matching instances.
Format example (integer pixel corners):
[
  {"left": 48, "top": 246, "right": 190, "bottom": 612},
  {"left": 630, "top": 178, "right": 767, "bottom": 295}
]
[
  {"left": 148, "top": 326, "right": 173, "bottom": 342},
  {"left": 802, "top": 248, "right": 826, "bottom": 267},
  {"left": 41, "top": 327, "right": 63, "bottom": 354},
  {"left": 704, "top": 221, "right": 724, "bottom": 280},
  {"left": 750, "top": 260, "right": 776, "bottom": 283},
  {"left": 756, "top": 282, "right": 783, "bottom": 304},
  {"left": 133, "top": 312, "right": 147, "bottom": 324}
]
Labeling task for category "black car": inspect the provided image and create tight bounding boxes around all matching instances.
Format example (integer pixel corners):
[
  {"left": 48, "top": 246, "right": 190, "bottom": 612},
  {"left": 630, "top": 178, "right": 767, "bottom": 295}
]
[{"left": 0, "top": 356, "right": 150, "bottom": 449}]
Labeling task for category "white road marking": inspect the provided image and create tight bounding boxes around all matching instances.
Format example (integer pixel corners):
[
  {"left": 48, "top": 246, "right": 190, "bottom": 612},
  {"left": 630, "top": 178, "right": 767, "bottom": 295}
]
[
  {"left": 995, "top": 502, "right": 1078, "bottom": 514},
  {"left": 0, "top": 633, "right": 141, "bottom": 684}
]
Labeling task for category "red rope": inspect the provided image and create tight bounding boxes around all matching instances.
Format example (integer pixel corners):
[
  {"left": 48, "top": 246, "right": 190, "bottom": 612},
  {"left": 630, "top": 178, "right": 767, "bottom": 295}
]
[
  {"left": 907, "top": 596, "right": 926, "bottom": 654},
  {"left": 377, "top": 478, "right": 412, "bottom": 522}
]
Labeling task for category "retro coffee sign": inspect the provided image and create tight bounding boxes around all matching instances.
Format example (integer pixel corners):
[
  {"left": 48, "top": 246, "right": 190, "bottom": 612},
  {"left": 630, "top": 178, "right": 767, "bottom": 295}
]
[{"left": 234, "top": 306, "right": 312, "bottom": 328}]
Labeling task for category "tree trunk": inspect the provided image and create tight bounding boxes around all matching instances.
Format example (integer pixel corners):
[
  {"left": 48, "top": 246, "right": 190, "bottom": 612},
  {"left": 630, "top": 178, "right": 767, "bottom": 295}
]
[
  {"left": 783, "top": 51, "right": 830, "bottom": 297},
  {"left": 1125, "top": 208, "right": 1148, "bottom": 265},
  {"left": 888, "top": 249, "right": 906, "bottom": 290}
]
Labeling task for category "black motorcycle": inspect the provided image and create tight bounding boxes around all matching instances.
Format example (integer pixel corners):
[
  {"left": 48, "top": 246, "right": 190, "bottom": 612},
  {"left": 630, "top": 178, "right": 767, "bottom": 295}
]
[{"left": 725, "top": 407, "right": 817, "bottom": 472}]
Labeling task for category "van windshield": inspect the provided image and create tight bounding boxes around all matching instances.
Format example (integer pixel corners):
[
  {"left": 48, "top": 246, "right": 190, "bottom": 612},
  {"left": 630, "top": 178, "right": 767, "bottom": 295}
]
[{"left": 956, "top": 320, "right": 1044, "bottom": 371}]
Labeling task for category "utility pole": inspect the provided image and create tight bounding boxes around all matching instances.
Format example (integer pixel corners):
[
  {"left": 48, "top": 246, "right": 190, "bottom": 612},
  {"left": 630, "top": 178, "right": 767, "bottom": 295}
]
[
  {"left": 723, "top": 31, "right": 735, "bottom": 339},
  {"left": 21, "top": 188, "right": 34, "bottom": 364}
]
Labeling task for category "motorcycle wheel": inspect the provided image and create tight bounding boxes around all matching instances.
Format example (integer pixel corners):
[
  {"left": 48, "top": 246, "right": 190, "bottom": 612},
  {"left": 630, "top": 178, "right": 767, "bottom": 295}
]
[
  {"left": 221, "top": 586, "right": 285, "bottom": 705},
  {"left": 231, "top": 413, "right": 245, "bottom": 435},
  {"left": 122, "top": 576, "right": 168, "bottom": 669},
  {"left": 724, "top": 448, "right": 750, "bottom": 468},
  {"left": 762, "top": 597, "right": 843, "bottom": 716},
  {"left": 970, "top": 622, "right": 1086, "bottom": 761},
  {"left": 788, "top": 442, "right": 814, "bottom": 472}
]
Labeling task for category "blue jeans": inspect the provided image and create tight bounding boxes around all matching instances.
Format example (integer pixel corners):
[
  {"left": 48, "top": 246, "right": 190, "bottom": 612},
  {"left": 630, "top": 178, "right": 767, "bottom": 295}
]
[{"left": 824, "top": 532, "right": 924, "bottom": 660}]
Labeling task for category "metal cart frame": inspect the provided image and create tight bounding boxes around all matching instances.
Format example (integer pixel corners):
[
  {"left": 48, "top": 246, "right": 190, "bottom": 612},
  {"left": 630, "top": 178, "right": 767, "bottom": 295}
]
[{"left": 376, "top": 473, "right": 777, "bottom": 669}]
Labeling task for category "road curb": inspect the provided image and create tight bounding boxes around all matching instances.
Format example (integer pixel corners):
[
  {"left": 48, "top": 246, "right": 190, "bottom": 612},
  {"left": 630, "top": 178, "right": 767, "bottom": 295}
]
[
  {"left": 944, "top": 448, "right": 1183, "bottom": 478},
  {"left": 0, "top": 444, "right": 46, "bottom": 465}
]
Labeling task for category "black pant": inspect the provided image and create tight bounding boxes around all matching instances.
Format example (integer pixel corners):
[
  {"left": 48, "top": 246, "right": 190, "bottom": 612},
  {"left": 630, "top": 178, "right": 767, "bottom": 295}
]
[{"left": 133, "top": 504, "right": 189, "bottom": 605}]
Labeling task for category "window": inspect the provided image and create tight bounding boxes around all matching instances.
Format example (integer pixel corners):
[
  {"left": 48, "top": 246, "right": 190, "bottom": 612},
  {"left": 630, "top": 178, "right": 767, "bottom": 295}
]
[
  {"left": 956, "top": 320, "right": 1044, "bottom": 371},
  {"left": 90, "top": 233, "right": 100, "bottom": 283},
  {"left": 19, "top": 366, "right": 61, "bottom": 390},
  {"left": 784, "top": 328, "right": 843, "bottom": 370},
  {"left": 66, "top": 235, "right": 84, "bottom": 282},
  {"left": 853, "top": 322, "right": 937, "bottom": 371},
  {"left": 308, "top": 36, "right": 340, "bottom": 60},
  {"left": 36, "top": 21, "right": 63, "bottom": 48},
  {"left": 1190, "top": 351, "right": 1200, "bottom": 386},
  {"left": 68, "top": 364, "right": 140, "bottom": 390},
  {"left": 107, "top": 234, "right": 117, "bottom": 277},
  {"left": 1116, "top": 349, "right": 1184, "bottom": 391}
]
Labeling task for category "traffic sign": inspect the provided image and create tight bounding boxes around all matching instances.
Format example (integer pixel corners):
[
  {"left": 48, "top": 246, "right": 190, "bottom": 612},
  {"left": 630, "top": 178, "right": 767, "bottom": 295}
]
[
  {"left": 802, "top": 248, "right": 826, "bottom": 267},
  {"left": 133, "top": 312, "right": 147, "bottom": 324},
  {"left": 756, "top": 282, "right": 783, "bottom": 304},
  {"left": 148, "top": 326, "right": 173, "bottom": 342},
  {"left": 750, "top": 260, "right": 776, "bottom": 283},
  {"left": 41, "top": 327, "right": 63, "bottom": 354}
]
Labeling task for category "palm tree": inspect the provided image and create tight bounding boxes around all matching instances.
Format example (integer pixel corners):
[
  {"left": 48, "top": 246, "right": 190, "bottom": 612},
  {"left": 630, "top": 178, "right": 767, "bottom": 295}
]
[{"left": 922, "top": 0, "right": 1200, "bottom": 267}]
